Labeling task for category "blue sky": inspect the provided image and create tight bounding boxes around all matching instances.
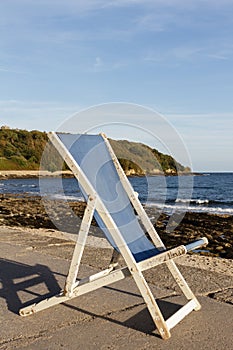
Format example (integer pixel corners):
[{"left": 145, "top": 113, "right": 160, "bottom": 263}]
[{"left": 0, "top": 0, "right": 233, "bottom": 171}]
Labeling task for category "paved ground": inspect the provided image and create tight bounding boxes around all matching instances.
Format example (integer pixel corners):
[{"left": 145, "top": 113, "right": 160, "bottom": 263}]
[{"left": 0, "top": 227, "right": 233, "bottom": 349}]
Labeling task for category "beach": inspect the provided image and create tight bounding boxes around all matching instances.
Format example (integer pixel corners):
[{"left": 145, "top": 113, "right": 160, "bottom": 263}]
[
  {"left": 0, "top": 180, "right": 233, "bottom": 348},
  {"left": 0, "top": 193, "right": 232, "bottom": 259},
  {"left": 0, "top": 193, "right": 232, "bottom": 302},
  {"left": 0, "top": 199, "right": 233, "bottom": 349},
  {"left": 0, "top": 189, "right": 233, "bottom": 348}
]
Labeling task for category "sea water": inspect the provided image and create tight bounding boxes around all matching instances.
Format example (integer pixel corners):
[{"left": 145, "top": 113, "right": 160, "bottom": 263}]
[{"left": 1, "top": 173, "right": 233, "bottom": 216}]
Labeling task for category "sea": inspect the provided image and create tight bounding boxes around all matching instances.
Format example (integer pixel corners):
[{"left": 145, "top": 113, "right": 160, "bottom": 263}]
[{"left": 0, "top": 173, "right": 233, "bottom": 216}]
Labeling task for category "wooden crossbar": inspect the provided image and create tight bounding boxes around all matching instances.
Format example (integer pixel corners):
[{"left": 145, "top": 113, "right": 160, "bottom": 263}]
[
  {"left": 20, "top": 267, "right": 131, "bottom": 316},
  {"left": 166, "top": 299, "right": 197, "bottom": 330}
]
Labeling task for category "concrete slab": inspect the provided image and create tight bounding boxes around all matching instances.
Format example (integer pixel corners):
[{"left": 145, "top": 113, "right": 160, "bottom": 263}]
[
  {"left": 0, "top": 229, "right": 233, "bottom": 349},
  {"left": 0, "top": 241, "right": 173, "bottom": 349},
  {"left": 2, "top": 295, "right": 232, "bottom": 350}
]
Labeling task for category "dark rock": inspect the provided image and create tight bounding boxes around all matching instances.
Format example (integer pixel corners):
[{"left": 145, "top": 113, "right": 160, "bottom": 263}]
[{"left": 0, "top": 194, "right": 232, "bottom": 258}]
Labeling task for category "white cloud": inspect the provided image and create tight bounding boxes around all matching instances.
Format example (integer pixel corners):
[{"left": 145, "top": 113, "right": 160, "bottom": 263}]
[
  {"left": 0, "top": 100, "right": 82, "bottom": 131},
  {"left": 1, "top": 0, "right": 233, "bottom": 55},
  {"left": 94, "top": 56, "right": 103, "bottom": 70},
  {"left": 144, "top": 43, "right": 233, "bottom": 65}
]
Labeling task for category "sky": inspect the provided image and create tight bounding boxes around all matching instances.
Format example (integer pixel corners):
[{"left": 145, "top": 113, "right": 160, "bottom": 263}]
[{"left": 0, "top": 0, "right": 233, "bottom": 172}]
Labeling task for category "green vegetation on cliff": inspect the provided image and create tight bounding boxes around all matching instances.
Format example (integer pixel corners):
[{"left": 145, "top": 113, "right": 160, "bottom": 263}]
[
  {"left": 0, "top": 128, "right": 47, "bottom": 170},
  {"left": 0, "top": 127, "right": 190, "bottom": 175},
  {"left": 109, "top": 139, "right": 190, "bottom": 175}
]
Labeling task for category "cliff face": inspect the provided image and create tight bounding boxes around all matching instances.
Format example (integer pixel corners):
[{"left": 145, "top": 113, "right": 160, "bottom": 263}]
[
  {"left": 0, "top": 127, "right": 190, "bottom": 175},
  {"left": 110, "top": 139, "right": 190, "bottom": 175}
]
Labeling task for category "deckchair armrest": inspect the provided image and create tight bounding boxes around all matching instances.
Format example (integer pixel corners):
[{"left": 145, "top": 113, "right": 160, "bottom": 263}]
[
  {"left": 138, "top": 237, "right": 208, "bottom": 271},
  {"left": 185, "top": 237, "right": 208, "bottom": 252}
]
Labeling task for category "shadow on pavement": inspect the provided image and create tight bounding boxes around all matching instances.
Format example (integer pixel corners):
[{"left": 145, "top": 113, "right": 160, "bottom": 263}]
[
  {"left": 0, "top": 258, "right": 61, "bottom": 314},
  {"left": 62, "top": 297, "right": 182, "bottom": 337}
]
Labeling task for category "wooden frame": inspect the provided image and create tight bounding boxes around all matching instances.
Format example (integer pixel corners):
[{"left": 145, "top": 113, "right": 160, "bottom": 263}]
[{"left": 19, "top": 132, "right": 208, "bottom": 340}]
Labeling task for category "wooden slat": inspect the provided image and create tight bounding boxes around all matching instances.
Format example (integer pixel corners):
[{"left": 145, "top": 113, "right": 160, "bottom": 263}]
[
  {"left": 64, "top": 195, "right": 97, "bottom": 296},
  {"left": 166, "top": 299, "right": 197, "bottom": 330},
  {"left": 19, "top": 267, "right": 130, "bottom": 316},
  {"left": 138, "top": 245, "right": 187, "bottom": 271}
]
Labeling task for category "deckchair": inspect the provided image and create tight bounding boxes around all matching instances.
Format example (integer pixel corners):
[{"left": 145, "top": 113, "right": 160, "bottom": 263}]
[{"left": 20, "top": 132, "right": 208, "bottom": 339}]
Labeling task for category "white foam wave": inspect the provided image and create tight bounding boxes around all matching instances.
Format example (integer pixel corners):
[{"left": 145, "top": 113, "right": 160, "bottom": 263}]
[
  {"left": 25, "top": 191, "right": 40, "bottom": 196},
  {"left": 146, "top": 202, "right": 233, "bottom": 216},
  {"left": 42, "top": 193, "right": 84, "bottom": 201},
  {"left": 176, "top": 199, "right": 209, "bottom": 205}
]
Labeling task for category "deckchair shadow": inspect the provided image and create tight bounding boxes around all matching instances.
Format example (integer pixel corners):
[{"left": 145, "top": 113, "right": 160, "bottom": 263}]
[
  {"left": 123, "top": 299, "right": 182, "bottom": 335},
  {"left": 62, "top": 287, "right": 182, "bottom": 337},
  {"left": 19, "top": 132, "right": 208, "bottom": 339},
  {"left": 0, "top": 258, "right": 61, "bottom": 314}
]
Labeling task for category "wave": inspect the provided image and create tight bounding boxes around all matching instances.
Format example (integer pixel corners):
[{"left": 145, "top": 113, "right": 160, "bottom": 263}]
[
  {"left": 42, "top": 193, "right": 84, "bottom": 201},
  {"left": 147, "top": 202, "right": 233, "bottom": 216},
  {"left": 175, "top": 198, "right": 233, "bottom": 206},
  {"left": 176, "top": 199, "right": 209, "bottom": 205}
]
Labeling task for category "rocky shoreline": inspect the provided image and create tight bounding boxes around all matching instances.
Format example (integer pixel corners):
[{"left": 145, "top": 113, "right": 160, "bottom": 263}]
[
  {"left": 0, "top": 193, "right": 232, "bottom": 259},
  {"left": 0, "top": 169, "right": 199, "bottom": 179},
  {"left": 0, "top": 170, "right": 73, "bottom": 179}
]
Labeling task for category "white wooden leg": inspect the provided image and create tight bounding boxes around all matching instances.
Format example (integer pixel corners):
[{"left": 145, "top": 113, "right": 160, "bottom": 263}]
[
  {"left": 130, "top": 268, "right": 171, "bottom": 340},
  {"left": 64, "top": 195, "right": 97, "bottom": 296}
]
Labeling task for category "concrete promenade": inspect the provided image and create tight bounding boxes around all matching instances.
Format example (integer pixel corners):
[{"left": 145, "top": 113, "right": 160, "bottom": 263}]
[{"left": 0, "top": 226, "right": 233, "bottom": 349}]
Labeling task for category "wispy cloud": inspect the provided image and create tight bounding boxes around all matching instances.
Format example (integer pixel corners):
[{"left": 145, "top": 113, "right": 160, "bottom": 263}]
[
  {"left": 0, "top": 0, "right": 232, "bottom": 172},
  {"left": 2, "top": 0, "right": 233, "bottom": 53},
  {"left": 144, "top": 43, "right": 233, "bottom": 64},
  {"left": 206, "top": 54, "right": 228, "bottom": 60},
  {"left": 94, "top": 56, "right": 104, "bottom": 70},
  {"left": 90, "top": 55, "right": 128, "bottom": 72},
  {"left": 0, "top": 100, "right": 82, "bottom": 131},
  {"left": 0, "top": 66, "right": 26, "bottom": 74},
  {"left": 167, "top": 112, "right": 233, "bottom": 150}
]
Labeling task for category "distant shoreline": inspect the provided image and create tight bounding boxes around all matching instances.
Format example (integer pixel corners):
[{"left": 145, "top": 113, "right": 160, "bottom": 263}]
[
  {"left": 0, "top": 169, "right": 200, "bottom": 179},
  {"left": 0, "top": 170, "right": 74, "bottom": 179}
]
